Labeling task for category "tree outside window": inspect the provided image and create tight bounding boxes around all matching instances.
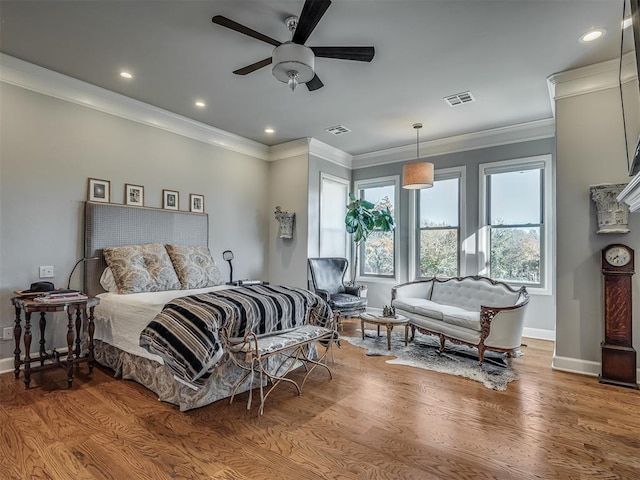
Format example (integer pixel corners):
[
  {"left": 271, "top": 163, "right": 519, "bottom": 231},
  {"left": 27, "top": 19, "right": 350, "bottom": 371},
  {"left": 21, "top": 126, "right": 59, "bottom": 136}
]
[
  {"left": 417, "top": 176, "right": 460, "bottom": 277},
  {"left": 486, "top": 168, "right": 543, "bottom": 286},
  {"left": 358, "top": 182, "right": 396, "bottom": 277}
]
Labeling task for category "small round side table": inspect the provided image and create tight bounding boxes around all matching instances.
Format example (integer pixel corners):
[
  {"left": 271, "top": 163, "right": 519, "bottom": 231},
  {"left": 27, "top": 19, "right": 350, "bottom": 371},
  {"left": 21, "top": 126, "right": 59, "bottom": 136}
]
[{"left": 359, "top": 312, "right": 409, "bottom": 350}]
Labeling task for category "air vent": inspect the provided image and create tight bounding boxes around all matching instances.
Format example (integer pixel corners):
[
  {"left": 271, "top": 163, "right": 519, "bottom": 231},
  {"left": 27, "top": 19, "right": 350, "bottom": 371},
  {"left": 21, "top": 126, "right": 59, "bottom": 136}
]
[
  {"left": 325, "top": 125, "right": 351, "bottom": 135},
  {"left": 444, "top": 91, "right": 476, "bottom": 107}
]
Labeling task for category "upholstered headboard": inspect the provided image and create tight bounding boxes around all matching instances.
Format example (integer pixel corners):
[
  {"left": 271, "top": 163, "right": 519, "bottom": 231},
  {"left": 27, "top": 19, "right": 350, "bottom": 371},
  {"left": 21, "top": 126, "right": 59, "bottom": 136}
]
[{"left": 84, "top": 201, "right": 209, "bottom": 296}]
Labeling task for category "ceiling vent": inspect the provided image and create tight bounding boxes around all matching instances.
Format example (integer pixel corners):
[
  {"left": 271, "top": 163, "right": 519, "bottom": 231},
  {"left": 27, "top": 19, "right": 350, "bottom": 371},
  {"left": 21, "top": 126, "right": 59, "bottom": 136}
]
[
  {"left": 444, "top": 91, "right": 476, "bottom": 107},
  {"left": 325, "top": 125, "right": 351, "bottom": 135}
]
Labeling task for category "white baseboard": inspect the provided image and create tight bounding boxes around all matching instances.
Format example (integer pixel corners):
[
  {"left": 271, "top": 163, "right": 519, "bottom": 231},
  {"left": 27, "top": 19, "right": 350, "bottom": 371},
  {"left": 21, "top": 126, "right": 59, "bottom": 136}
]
[
  {"left": 0, "top": 347, "right": 72, "bottom": 375},
  {"left": 552, "top": 354, "right": 640, "bottom": 382},
  {"left": 0, "top": 356, "right": 14, "bottom": 375},
  {"left": 522, "top": 327, "right": 555, "bottom": 341}
]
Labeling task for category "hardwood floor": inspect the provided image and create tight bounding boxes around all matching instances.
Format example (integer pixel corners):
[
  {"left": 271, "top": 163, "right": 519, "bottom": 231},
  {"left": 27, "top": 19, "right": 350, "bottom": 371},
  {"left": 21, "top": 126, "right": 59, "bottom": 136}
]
[{"left": 1, "top": 318, "right": 639, "bottom": 480}]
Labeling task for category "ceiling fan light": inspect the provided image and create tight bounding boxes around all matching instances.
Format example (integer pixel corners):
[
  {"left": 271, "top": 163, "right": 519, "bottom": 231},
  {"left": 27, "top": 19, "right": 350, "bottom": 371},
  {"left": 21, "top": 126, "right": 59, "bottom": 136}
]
[
  {"left": 272, "top": 42, "right": 315, "bottom": 85},
  {"left": 287, "top": 71, "right": 299, "bottom": 91}
]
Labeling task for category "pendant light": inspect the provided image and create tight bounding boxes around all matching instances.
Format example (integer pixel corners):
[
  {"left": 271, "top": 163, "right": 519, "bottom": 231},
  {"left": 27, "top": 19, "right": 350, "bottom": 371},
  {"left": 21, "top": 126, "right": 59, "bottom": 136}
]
[{"left": 402, "top": 123, "right": 434, "bottom": 189}]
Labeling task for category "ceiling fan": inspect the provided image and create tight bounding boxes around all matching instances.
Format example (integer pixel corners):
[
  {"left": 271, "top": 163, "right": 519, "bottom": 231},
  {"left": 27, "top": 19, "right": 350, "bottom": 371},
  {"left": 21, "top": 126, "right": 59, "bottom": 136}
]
[{"left": 212, "top": 0, "right": 375, "bottom": 92}]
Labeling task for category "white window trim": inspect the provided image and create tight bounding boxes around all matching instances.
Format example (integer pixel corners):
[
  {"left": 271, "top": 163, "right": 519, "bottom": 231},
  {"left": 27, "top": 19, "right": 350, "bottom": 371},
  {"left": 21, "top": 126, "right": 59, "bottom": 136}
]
[
  {"left": 478, "top": 154, "right": 553, "bottom": 296},
  {"left": 319, "top": 172, "right": 350, "bottom": 262},
  {"left": 409, "top": 166, "right": 466, "bottom": 280},
  {"left": 353, "top": 175, "right": 400, "bottom": 284}
]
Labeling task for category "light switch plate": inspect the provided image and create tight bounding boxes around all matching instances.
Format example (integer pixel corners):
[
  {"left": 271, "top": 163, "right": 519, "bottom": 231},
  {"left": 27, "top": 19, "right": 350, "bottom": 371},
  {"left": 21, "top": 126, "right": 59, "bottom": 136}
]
[
  {"left": 39, "top": 266, "right": 54, "bottom": 278},
  {"left": 2, "top": 327, "right": 13, "bottom": 340}
]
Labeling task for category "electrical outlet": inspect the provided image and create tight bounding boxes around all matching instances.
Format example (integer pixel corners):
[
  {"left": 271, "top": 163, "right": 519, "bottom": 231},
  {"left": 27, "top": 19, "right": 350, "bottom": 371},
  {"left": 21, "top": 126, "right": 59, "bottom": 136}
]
[
  {"left": 2, "top": 327, "right": 13, "bottom": 341},
  {"left": 39, "top": 265, "right": 54, "bottom": 278}
]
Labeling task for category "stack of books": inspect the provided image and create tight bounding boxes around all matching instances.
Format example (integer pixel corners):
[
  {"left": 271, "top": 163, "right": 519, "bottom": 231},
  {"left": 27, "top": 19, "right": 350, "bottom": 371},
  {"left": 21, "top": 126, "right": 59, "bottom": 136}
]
[{"left": 34, "top": 290, "right": 88, "bottom": 303}]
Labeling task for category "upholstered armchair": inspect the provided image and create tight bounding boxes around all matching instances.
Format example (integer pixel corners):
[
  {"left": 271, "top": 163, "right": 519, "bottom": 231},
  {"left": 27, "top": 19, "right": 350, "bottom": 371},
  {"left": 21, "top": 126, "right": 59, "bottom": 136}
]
[{"left": 308, "top": 258, "right": 367, "bottom": 326}]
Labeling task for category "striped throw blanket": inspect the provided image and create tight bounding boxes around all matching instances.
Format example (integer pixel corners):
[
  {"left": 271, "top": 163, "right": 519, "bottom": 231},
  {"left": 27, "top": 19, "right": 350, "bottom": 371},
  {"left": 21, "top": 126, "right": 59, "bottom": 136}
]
[{"left": 139, "top": 285, "right": 334, "bottom": 385}]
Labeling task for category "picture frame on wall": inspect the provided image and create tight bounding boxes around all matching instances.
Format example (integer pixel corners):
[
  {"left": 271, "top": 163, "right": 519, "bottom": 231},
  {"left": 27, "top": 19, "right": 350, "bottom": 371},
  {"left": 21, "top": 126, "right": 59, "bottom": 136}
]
[
  {"left": 88, "top": 178, "right": 110, "bottom": 203},
  {"left": 190, "top": 194, "right": 204, "bottom": 214},
  {"left": 125, "top": 184, "right": 144, "bottom": 207},
  {"left": 163, "top": 189, "right": 179, "bottom": 210}
]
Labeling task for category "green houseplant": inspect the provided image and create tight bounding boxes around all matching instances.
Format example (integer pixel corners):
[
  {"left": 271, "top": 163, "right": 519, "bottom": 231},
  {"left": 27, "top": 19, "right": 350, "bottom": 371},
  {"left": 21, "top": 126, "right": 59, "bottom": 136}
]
[{"left": 345, "top": 192, "right": 395, "bottom": 284}]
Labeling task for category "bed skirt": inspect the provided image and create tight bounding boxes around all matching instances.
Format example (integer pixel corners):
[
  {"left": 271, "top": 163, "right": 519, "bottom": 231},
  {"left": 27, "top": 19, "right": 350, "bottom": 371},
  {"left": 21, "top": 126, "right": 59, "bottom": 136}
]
[
  {"left": 94, "top": 340, "right": 316, "bottom": 412},
  {"left": 94, "top": 340, "right": 257, "bottom": 411}
]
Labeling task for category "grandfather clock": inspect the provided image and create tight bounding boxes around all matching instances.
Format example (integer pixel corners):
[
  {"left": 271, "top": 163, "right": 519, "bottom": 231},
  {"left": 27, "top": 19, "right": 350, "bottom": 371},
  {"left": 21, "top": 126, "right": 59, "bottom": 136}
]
[{"left": 600, "top": 244, "right": 638, "bottom": 389}]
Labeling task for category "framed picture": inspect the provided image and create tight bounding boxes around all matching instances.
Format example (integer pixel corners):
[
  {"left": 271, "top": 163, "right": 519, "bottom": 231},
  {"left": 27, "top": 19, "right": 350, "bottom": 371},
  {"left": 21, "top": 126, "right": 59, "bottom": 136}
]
[
  {"left": 88, "top": 178, "right": 110, "bottom": 203},
  {"left": 125, "top": 184, "right": 144, "bottom": 206},
  {"left": 163, "top": 189, "right": 179, "bottom": 210},
  {"left": 190, "top": 193, "right": 205, "bottom": 213}
]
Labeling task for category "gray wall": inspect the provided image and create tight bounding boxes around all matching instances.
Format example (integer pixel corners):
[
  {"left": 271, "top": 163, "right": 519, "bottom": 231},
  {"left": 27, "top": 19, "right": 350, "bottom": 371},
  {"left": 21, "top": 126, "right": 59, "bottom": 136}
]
[
  {"left": 352, "top": 138, "right": 556, "bottom": 335},
  {"left": 555, "top": 86, "right": 640, "bottom": 367},
  {"left": 267, "top": 154, "right": 309, "bottom": 288},
  {"left": 0, "top": 83, "right": 269, "bottom": 360}
]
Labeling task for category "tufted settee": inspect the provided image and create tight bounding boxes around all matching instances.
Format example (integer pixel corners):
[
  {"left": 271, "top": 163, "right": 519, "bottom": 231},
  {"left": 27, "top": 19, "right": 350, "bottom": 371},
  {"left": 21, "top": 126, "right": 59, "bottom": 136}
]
[{"left": 391, "top": 276, "right": 529, "bottom": 364}]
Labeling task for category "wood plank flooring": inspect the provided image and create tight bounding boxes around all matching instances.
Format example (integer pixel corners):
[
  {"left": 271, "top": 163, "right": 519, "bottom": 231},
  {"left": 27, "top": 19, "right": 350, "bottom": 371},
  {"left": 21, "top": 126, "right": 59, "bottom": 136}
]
[{"left": 1, "top": 318, "right": 639, "bottom": 479}]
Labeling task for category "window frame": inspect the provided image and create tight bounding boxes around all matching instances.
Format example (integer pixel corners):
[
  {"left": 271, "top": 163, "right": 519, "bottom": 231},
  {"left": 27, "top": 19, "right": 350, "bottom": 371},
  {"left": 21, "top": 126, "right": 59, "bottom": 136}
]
[
  {"left": 353, "top": 175, "right": 400, "bottom": 284},
  {"left": 478, "top": 155, "right": 553, "bottom": 295},
  {"left": 409, "top": 166, "right": 466, "bottom": 280}
]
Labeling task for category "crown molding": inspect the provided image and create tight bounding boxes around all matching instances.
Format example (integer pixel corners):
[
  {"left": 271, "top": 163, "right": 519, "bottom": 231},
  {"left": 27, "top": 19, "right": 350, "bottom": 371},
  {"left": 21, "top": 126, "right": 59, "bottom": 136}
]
[
  {"left": 352, "top": 118, "right": 555, "bottom": 169},
  {"left": 617, "top": 171, "right": 640, "bottom": 212},
  {"left": 269, "top": 138, "right": 311, "bottom": 160},
  {"left": 0, "top": 53, "right": 270, "bottom": 160},
  {"left": 308, "top": 138, "right": 353, "bottom": 168},
  {"left": 547, "top": 54, "right": 636, "bottom": 102},
  {"left": 266, "top": 138, "right": 353, "bottom": 168}
]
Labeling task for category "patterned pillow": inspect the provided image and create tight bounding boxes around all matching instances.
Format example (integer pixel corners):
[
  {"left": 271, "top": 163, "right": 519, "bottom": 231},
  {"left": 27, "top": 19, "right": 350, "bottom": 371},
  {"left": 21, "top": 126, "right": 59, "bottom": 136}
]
[
  {"left": 165, "top": 244, "right": 224, "bottom": 289},
  {"left": 104, "top": 243, "right": 181, "bottom": 294}
]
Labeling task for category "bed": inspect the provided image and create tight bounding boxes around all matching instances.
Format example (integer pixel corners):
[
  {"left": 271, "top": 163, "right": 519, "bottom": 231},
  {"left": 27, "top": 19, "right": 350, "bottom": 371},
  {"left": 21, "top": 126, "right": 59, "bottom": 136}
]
[{"left": 84, "top": 202, "right": 334, "bottom": 411}]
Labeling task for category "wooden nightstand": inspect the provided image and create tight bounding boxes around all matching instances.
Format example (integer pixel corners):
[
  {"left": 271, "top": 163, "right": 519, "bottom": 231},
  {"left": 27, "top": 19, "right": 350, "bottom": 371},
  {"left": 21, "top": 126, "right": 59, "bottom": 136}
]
[{"left": 11, "top": 296, "right": 100, "bottom": 389}]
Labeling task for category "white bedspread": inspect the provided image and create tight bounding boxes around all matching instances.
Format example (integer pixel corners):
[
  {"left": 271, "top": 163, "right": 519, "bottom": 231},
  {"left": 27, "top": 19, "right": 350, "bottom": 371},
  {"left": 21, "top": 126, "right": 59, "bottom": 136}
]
[{"left": 94, "top": 285, "right": 234, "bottom": 363}]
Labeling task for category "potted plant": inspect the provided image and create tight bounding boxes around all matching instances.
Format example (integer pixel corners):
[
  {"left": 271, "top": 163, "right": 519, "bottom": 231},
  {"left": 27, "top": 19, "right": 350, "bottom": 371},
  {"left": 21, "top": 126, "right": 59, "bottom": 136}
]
[{"left": 345, "top": 192, "right": 395, "bottom": 285}]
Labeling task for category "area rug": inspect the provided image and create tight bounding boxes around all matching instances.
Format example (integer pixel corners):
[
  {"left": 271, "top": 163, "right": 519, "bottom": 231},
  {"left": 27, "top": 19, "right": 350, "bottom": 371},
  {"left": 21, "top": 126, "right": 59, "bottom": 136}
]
[{"left": 342, "top": 328, "right": 520, "bottom": 391}]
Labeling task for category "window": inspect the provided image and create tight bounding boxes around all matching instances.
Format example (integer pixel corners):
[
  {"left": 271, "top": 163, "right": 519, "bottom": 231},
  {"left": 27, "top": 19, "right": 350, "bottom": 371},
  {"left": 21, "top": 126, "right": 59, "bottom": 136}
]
[
  {"left": 319, "top": 173, "right": 350, "bottom": 258},
  {"left": 479, "top": 155, "right": 552, "bottom": 291},
  {"left": 354, "top": 176, "right": 399, "bottom": 280},
  {"left": 416, "top": 173, "right": 461, "bottom": 277}
]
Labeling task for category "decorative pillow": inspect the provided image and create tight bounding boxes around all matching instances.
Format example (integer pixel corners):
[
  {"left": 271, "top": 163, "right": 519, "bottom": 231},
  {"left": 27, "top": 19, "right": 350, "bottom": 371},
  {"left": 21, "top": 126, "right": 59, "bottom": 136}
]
[
  {"left": 165, "top": 244, "right": 224, "bottom": 289},
  {"left": 99, "top": 267, "right": 118, "bottom": 292},
  {"left": 104, "top": 243, "right": 181, "bottom": 294}
]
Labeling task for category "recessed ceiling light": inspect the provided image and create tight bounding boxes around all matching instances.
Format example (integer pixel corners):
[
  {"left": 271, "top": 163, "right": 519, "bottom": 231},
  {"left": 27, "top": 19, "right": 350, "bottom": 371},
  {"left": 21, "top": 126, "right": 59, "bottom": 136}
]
[
  {"left": 119, "top": 71, "right": 133, "bottom": 79},
  {"left": 579, "top": 28, "right": 606, "bottom": 43},
  {"left": 195, "top": 101, "right": 206, "bottom": 108},
  {"left": 264, "top": 128, "right": 275, "bottom": 134},
  {"left": 623, "top": 17, "right": 632, "bottom": 29}
]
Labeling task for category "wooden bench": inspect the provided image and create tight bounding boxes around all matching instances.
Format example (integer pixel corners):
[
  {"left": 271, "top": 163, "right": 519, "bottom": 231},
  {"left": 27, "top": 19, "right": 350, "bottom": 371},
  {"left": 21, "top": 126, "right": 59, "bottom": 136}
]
[{"left": 223, "top": 317, "right": 338, "bottom": 415}]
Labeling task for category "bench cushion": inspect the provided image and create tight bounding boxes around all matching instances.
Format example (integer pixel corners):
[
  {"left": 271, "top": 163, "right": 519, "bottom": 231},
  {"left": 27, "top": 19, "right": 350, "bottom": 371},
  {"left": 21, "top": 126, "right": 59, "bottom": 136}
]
[{"left": 231, "top": 324, "right": 334, "bottom": 355}]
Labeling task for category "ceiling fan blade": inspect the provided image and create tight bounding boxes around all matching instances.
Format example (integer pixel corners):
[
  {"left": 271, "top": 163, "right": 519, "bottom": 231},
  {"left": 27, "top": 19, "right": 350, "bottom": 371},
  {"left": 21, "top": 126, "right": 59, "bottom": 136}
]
[
  {"left": 306, "top": 74, "right": 324, "bottom": 91},
  {"left": 292, "top": 0, "right": 331, "bottom": 45},
  {"left": 212, "top": 15, "right": 281, "bottom": 47},
  {"left": 233, "top": 57, "right": 273, "bottom": 75},
  {"left": 310, "top": 46, "right": 375, "bottom": 62}
]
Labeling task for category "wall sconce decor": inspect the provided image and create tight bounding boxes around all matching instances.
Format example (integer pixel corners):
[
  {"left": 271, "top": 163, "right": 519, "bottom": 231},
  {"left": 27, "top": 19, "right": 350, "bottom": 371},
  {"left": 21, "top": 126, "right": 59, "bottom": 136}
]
[
  {"left": 590, "top": 183, "right": 630, "bottom": 234},
  {"left": 274, "top": 206, "right": 295, "bottom": 239}
]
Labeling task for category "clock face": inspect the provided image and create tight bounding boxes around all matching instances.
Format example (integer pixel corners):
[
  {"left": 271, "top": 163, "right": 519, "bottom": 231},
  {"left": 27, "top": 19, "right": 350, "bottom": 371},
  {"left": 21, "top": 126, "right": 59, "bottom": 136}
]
[{"left": 605, "top": 246, "right": 632, "bottom": 267}]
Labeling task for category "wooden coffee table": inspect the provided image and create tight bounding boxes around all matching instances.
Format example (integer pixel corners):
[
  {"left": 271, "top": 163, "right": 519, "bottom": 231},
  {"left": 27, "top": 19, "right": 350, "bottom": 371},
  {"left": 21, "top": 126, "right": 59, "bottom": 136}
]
[{"left": 360, "top": 312, "right": 409, "bottom": 350}]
